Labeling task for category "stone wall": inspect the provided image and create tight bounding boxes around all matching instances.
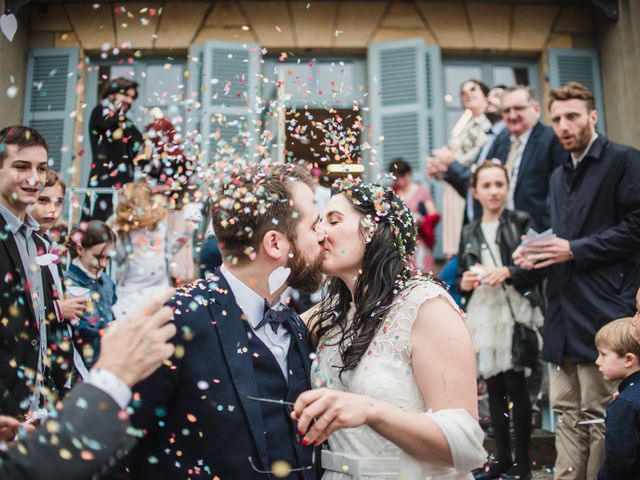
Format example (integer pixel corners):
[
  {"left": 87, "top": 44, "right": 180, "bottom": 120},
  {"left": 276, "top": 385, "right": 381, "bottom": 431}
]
[
  {"left": 0, "top": 0, "right": 28, "bottom": 126},
  {"left": 12, "top": 1, "right": 638, "bottom": 147},
  {"left": 596, "top": 0, "right": 640, "bottom": 148}
]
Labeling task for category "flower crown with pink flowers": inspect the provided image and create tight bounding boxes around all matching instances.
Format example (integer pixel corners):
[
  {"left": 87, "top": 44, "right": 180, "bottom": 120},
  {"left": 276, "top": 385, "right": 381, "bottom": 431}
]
[{"left": 332, "top": 176, "right": 416, "bottom": 259}]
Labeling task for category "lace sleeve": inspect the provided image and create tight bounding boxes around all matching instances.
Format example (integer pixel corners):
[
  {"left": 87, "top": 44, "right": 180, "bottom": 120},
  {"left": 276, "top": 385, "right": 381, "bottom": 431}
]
[
  {"left": 380, "top": 280, "right": 465, "bottom": 361},
  {"left": 404, "top": 281, "right": 463, "bottom": 315},
  {"left": 395, "top": 280, "right": 464, "bottom": 329}
]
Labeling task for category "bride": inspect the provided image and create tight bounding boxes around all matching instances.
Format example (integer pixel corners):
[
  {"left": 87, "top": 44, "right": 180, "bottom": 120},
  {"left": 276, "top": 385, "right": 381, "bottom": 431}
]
[{"left": 293, "top": 178, "right": 486, "bottom": 479}]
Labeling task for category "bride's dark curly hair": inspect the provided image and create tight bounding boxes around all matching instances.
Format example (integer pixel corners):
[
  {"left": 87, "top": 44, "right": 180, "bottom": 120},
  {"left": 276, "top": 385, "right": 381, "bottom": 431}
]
[{"left": 309, "top": 178, "right": 420, "bottom": 378}]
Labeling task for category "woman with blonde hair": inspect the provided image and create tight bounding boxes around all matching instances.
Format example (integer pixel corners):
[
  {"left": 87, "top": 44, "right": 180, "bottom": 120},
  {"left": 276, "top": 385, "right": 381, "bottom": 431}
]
[{"left": 111, "top": 180, "right": 192, "bottom": 319}]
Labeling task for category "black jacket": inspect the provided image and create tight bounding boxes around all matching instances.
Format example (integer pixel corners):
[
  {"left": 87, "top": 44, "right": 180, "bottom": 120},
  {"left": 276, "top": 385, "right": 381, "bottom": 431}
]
[
  {"left": 0, "top": 216, "right": 74, "bottom": 415},
  {"left": 598, "top": 370, "right": 640, "bottom": 480},
  {"left": 544, "top": 136, "right": 640, "bottom": 365},
  {"left": 0, "top": 384, "right": 134, "bottom": 479},
  {"left": 457, "top": 209, "right": 544, "bottom": 310},
  {"left": 88, "top": 103, "right": 143, "bottom": 189}
]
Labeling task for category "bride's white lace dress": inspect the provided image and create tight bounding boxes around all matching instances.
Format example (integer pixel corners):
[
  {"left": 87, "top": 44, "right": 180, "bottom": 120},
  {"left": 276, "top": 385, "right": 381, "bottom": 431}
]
[{"left": 311, "top": 280, "right": 486, "bottom": 479}]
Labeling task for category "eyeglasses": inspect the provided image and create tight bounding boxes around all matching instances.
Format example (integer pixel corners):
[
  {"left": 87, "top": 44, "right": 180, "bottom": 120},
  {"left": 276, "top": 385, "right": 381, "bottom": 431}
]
[
  {"left": 503, "top": 104, "right": 532, "bottom": 114},
  {"left": 248, "top": 449, "right": 316, "bottom": 474},
  {"left": 242, "top": 392, "right": 295, "bottom": 412},
  {"left": 241, "top": 392, "right": 317, "bottom": 474}
]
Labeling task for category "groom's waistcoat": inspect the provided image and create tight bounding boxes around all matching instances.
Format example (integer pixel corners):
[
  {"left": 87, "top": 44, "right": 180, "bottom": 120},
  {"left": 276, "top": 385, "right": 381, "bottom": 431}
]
[{"left": 244, "top": 321, "right": 314, "bottom": 479}]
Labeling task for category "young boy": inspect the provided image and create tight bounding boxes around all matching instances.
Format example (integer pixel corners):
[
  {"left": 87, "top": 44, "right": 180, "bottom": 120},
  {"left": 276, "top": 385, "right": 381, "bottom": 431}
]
[
  {"left": 29, "top": 169, "right": 87, "bottom": 322},
  {"left": 0, "top": 125, "right": 76, "bottom": 416},
  {"left": 596, "top": 316, "right": 640, "bottom": 480},
  {"left": 29, "top": 169, "right": 90, "bottom": 382}
]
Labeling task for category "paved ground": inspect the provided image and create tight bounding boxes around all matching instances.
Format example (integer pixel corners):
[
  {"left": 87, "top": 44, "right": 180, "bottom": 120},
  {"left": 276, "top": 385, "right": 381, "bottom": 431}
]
[{"left": 533, "top": 470, "right": 554, "bottom": 479}]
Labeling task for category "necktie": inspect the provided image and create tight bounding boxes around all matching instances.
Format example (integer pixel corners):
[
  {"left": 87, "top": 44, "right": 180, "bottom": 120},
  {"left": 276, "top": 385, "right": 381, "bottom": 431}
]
[
  {"left": 505, "top": 137, "right": 523, "bottom": 210},
  {"left": 257, "top": 300, "right": 293, "bottom": 333},
  {"left": 504, "top": 136, "right": 522, "bottom": 178}
]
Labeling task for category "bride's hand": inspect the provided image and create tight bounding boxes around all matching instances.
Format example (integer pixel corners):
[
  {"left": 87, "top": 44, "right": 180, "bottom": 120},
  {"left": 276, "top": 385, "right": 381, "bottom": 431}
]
[{"left": 291, "top": 388, "right": 375, "bottom": 446}]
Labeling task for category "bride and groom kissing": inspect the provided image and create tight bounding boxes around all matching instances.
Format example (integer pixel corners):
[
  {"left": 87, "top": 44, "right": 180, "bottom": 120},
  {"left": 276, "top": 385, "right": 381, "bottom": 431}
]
[{"left": 124, "top": 163, "right": 486, "bottom": 479}]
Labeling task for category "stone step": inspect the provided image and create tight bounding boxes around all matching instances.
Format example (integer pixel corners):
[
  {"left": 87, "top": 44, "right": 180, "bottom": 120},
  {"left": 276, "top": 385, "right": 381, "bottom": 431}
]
[{"left": 483, "top": 428, "right": 557, "bottom": 472}]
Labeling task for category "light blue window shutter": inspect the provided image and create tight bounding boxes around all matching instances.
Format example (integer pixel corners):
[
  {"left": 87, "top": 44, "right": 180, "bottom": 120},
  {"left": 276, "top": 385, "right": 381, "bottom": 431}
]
[
  {"left": 201, "top": 40, "right": 260, "bottom": 164},
  {"left": 185, "top": 44, "right": 203, "bottom": 136},
  {"left": 368, "top": 38, "right": 428, "bottom": 179},
  {"left": 548, "top": 48, "right": 606, "bottom": 134},
  {"left": 424, "top": 45, "right": 445, "bottom": 159},
  {"left": 424, "top": 44, "right": 445, "bottom": 260},
  {"left": 23, "top": 47, "right": 79, "bottom": 183}
]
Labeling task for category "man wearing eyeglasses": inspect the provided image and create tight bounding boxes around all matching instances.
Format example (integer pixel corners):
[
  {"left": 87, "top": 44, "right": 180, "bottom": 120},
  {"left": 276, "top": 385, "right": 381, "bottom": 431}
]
[{"left": 485, "top": 85, "right": 565, "bottom": 231}]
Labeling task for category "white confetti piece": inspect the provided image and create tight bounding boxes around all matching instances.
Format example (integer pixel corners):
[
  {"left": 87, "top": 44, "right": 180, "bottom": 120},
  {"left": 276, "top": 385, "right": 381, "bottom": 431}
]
[{"left": 0, "top": 13, "right": 17, "bottom": 42}]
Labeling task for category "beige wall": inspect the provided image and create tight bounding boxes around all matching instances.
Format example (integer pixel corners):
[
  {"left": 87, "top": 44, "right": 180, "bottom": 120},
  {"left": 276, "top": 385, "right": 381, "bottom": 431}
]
[
  {"left": 596, "top": 0, "right": 640, "bottom": 148},
  {"left": 0, "top": 1, "right": 28, "bottom": 126},
  {"left": 20, "top": 1, "right": 639, "bottom": 149}
]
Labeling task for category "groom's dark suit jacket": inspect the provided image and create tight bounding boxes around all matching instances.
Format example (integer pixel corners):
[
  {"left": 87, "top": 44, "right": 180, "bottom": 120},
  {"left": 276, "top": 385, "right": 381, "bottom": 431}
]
[{"left": 126, "top": 269, "right": 318, "bottom": 479}]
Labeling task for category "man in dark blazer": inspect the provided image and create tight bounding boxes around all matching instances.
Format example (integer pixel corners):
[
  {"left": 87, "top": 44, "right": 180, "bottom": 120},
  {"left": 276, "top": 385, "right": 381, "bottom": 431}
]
[
  {"left": 126, "top": 163, "right": 324, "bottom": 479},
  {"left": 485, "top": 86, "right": 565, "bottom": 230},
  {"left": 515, "top": 82, "right": 640, "bottom": 479},
  {"left": 84, "top": 77, "right": 144, "bottom": 222},
  {"left": 0, "top": 288, "right": 176, "bottom": 480},
  {"left": 433, "top": 85, "right": 564, "bottom": 230},
  {"left": 0, "top": 126, "right": 76, "bottom": 417}
]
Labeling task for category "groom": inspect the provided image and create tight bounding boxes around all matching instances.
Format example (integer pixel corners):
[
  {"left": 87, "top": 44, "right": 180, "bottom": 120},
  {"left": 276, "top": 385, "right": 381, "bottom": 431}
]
[{"left": 125, "top": 163, "right": 324, "bottom": 479}]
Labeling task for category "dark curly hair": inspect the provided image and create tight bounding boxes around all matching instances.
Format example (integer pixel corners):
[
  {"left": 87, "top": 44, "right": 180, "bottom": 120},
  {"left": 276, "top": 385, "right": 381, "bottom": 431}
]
[{"left": 309, "top": 180, "right": 420, "bottom": 378}]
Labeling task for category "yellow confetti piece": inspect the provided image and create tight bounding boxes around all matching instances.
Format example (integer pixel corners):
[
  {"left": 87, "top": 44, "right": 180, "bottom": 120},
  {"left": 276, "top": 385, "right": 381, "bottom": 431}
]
[
  {"left": 271, "top": 460, "right": 291, "bottom": 478},
  {"left": 60, "top": 448, "right": 72, "bottom": 460},
  {"left": 174, "top": 345, "right": 185, "bottom": 359}
]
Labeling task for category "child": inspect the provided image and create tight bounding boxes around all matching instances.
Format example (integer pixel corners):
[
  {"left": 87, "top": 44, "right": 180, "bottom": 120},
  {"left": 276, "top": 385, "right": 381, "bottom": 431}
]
[
  {"left": 65, "top": 221, "right": 117, "bottom": 368},
  {"left": 458, "top": 161, "right": 544, "bottom": 479},
  {"left": 30, "top": 170, "right": 87, "bottom": 322},
  {"left": 595, "top": 317, "right": 640, "bottom": 480},
  {"left": 30, "top": 170, "right": 90, "bottom": 384}
]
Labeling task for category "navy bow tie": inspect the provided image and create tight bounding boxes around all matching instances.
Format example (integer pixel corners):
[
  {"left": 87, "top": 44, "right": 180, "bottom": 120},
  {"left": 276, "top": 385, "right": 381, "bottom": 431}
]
[{"left": 256, "top": 301, "right": 293, "bottom": 333}]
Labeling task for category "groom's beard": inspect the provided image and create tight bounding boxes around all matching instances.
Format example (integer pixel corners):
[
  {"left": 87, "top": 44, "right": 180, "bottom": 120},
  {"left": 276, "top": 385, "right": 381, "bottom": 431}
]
[{"left": 287, "top": 242, "right": 324, "bottom": 293}]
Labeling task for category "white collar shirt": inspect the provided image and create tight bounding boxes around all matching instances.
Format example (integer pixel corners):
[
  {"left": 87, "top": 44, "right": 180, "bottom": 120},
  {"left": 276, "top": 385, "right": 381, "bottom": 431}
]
[
  {"left": 571, "top": 134, "right": 599, "bottom": 169},
  {"left": 507, "top": 126, "right": 534, "bottom": 210},
  {"left": 220, "top": 264, "right": 291, "bottom": 379}
]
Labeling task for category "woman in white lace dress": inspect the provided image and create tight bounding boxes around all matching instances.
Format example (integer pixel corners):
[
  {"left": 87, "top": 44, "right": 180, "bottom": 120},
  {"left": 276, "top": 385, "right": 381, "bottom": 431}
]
[{"left": 293, "top": 180, "right": 486, "bottom": 479}]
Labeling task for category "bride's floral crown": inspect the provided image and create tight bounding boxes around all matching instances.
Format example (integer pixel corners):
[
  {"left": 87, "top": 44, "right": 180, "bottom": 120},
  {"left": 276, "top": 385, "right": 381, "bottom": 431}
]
[{"left": 332, "top": 176, "right": 416, "bottom": 259}]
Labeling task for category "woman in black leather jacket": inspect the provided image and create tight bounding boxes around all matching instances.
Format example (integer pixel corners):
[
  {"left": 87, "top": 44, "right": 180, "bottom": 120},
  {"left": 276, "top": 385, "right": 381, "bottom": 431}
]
[{"left": 457, "top": 162, "right": 544, "bottom": 480}]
